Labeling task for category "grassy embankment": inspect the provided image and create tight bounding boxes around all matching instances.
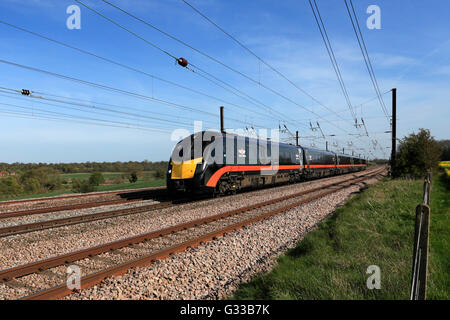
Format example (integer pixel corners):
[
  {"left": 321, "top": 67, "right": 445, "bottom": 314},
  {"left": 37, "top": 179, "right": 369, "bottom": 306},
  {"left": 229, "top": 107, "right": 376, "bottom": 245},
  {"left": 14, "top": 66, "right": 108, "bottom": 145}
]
[{"left": 233, "top": 172, "right": 449, "bottom": 300}]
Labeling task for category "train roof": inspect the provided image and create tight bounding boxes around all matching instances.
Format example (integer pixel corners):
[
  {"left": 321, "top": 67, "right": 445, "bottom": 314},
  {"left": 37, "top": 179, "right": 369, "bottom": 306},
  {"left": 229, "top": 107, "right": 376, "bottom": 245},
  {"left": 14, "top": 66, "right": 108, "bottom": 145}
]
[
  {"left": 335, "top": 153, "right": 365, "bottom": 160},
  {"left": 186, "top": 130, "right": 299, "bottom": 148},
  {"left": 301, "top": 146, "right": 335, "bottom": 155}
]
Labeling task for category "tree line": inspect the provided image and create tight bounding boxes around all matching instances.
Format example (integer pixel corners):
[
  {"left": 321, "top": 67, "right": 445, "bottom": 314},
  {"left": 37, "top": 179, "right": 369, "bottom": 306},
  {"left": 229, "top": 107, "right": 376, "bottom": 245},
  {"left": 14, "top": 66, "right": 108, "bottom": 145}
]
[
  {"left": 0, "top": 161, "right": 168, "bottom": 197},
  {"left": 393, "top": 129, "right": 448, "bottom": 178},
  {"left": 0, "top": 160, "right": 168, "bottom": 174}
]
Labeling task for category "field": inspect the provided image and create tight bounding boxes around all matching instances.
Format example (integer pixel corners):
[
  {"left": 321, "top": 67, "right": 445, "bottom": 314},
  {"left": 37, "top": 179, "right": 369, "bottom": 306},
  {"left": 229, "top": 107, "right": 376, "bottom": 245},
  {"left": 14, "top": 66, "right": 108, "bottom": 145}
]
[
  {"left": 60, "top": 172, "right": 126, "bottom": 181},
  {"left": 233, "top": 174, "right": 449, "bottom": 300},
  {"left": 0, "top": 171, "right": 166, "bottom": 201}
]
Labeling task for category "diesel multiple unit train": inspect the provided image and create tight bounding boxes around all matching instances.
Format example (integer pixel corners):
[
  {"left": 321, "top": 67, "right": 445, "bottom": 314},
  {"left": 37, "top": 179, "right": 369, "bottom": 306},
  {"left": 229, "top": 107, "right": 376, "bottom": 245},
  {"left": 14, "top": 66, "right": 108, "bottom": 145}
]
[{"left": 167, "top": 130, "right": 367, "bottom": 196}]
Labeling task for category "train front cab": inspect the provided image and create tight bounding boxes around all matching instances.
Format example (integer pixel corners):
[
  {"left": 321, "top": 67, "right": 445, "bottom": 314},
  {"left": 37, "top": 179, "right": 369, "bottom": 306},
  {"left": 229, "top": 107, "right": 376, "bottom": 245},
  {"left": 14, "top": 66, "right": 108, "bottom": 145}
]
[{"left": 166, "top": 132, "right": 211, "bottom": 195}]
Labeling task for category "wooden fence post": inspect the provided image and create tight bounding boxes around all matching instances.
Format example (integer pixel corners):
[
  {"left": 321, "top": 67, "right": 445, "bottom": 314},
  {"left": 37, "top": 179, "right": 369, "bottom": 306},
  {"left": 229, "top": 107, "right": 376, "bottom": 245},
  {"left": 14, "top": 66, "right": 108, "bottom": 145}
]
[{"left": 410, "top": 173, "right": 432, "bottom": 300}]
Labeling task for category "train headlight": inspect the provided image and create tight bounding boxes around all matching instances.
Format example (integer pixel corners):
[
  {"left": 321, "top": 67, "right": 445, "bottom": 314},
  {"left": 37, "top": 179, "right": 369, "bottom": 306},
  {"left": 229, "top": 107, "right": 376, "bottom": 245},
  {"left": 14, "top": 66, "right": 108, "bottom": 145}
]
[{"left": 168, "top": 169, "right": 172, "bottom": 174}]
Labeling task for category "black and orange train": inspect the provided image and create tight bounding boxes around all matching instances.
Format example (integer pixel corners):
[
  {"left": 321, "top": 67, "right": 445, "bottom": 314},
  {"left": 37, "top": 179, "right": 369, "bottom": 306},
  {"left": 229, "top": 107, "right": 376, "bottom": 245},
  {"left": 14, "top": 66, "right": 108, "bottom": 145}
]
[{"left": 167, "top": 130, "right": 367, "bottom": 195}]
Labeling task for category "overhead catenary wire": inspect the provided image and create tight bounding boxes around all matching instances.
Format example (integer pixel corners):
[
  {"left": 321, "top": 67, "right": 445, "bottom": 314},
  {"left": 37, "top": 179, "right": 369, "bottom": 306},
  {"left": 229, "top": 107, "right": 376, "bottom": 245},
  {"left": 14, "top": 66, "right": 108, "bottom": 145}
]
[
  {"left": 0, "top": 20, "right": 278, "bottom": 124},
  {"left": 308, "top": 0, "right": 357, "bottom": 122},
  {"left": 74, "top": 0, "right": 297, "bottom": 127},
  {"left": 0, "top": 87, "right": 263, "bottom": 132},
  {"left": 0, "top": 86, "right": 220, "bottom": 127},
  {"left": 0, "top": 91, "right": 203, "bottom": 129},
  {"left": 0, "top": 101, "right": 178, "bottom": 132},
  {"left": 180, "top": 0, "right": 355, "bottom": 125},
  {"left": 0, "top": 87, "right": 225, "bottom": 129},
  {"left": 0, "top": 103, "right": 174, "bottom": 133},
  {"left": 98, "top": 0, "right": 312, "bottom": 123},
  {"left": 78, "top": 0, "right": 364, "bottom": 136},
  {"left": 307, "top": 0, "right": 392, "bottom": 156},
  {"left": 0, "top": 59, "right": 271, "bottom": 130},
  {"left": 0, "top": 109, "right": 172, "bottom": 134},
  {"left": 344, "top": 0, "right": 390, "bottom": 123}
]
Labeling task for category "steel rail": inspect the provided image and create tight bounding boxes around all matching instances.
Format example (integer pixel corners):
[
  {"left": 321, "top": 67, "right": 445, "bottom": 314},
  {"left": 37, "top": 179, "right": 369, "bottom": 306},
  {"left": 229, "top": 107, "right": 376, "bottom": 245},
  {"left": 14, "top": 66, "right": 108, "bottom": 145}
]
[
  {"left": 0, "top": 187, "right": 169, "bottom": 220},
  {"left": 0, "top": 198, "right": 141, "bottom": 219},
  {"left": 0, "top": 187, "right": 166, "bottom": 206},
  {"left": 22, "top": 168, "right": 384, "bottom": 300},
  {"left": 0, "top": 201, "right": 173, "bottom": 238}
]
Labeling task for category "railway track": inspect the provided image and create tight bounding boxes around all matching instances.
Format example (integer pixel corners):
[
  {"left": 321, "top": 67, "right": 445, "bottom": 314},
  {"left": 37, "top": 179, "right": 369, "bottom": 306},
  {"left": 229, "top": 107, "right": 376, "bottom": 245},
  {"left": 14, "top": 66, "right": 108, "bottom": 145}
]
[
  {"left": 0, "top": 168, "right": 380, "bottom": 238},
  {"left": 0, "top": 186, "right": 166, "bottom": 206},
  {"left": 0, "top": 188, "right": 169, "bottom": 220},
  {"left": 0, "top": 201, "right": 174, "bottom": 238},
  {"left": 0, "top": 167, "right": 384, "bottom": 300}
]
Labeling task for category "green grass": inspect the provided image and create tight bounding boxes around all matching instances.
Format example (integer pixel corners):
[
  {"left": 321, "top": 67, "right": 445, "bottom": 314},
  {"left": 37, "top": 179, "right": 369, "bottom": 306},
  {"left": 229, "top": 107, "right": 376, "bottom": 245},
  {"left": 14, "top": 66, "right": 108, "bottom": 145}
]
[
  {"left": 427, "top": 173, "right": 450, "bottom": 299},
  {"left": 93, "top": 179, "right": 165, "bottom": 192},
  {"left": 0, "top": 190, "right": 75, "bottom": 201},
  {"left": 232, "top": 175, "right": 449, "bottom": 300},
  {"left": 60, "top": 171, "right": 155, "bottom": 181}
]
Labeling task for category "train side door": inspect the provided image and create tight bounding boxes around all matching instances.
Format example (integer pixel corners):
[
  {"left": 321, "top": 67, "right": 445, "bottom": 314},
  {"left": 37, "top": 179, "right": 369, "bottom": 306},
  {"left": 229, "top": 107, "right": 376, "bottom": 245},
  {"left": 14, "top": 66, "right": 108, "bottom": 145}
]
[{"left": 303, "top": 148, "right": 311, "bottom": 169}]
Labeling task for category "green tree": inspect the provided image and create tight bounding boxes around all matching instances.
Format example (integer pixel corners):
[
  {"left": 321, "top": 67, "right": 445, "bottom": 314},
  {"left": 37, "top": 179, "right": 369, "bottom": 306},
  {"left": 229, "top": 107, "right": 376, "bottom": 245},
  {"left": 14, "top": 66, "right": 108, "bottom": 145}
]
[
  {"left": 0, "top": 176, "right": 23, "bottom": 196},
  {"left": 23, "top": 178, "right": 41, "bottom": 193},
  {"left": 88, "top": 172, "right": 105, "bottom": 186},
  {"left": 129, "top": 172, "right": 138, "bottom": 183},
  {"left": 20, "top": 168, "right": 61, "bottom": 191},
  {"left": 438, "top": 140, "right": 450, "bottom": 161},
  {"left": 72, "top": 179, "right": 95, "bottom": 193},
  {"left": 394, "top": 128, "right": 442, "bottom": 178},
  {"left": 153, "top": 168, "right": 165, "bottom": 179}
]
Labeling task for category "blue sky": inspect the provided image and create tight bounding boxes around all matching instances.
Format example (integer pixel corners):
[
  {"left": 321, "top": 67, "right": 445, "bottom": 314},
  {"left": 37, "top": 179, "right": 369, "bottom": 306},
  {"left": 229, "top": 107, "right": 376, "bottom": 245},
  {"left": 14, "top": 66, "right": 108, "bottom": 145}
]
[{"left": 0, "top": 0, "right": 448, "bottom": 163}]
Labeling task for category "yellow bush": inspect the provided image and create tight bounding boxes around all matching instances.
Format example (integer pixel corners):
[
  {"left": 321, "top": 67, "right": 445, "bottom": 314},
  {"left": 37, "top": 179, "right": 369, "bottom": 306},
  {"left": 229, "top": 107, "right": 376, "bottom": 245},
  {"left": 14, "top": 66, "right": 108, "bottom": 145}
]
[{"left": 439, "top": 161, "right": 450, "bottom": 168}]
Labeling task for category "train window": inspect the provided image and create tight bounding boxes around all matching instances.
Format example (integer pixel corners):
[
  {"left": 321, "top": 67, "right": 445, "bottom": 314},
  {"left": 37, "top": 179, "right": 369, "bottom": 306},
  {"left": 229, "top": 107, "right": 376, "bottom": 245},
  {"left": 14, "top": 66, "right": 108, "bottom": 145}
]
[{"left": 291, "top": 151, "right": 296, "bottom": 163}]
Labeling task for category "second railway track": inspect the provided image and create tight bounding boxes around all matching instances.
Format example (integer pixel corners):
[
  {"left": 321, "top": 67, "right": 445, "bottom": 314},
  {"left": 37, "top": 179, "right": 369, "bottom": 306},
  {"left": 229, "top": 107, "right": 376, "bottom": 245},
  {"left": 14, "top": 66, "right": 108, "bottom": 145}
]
[
  {"left": 0, "top": 187, "right": 169, "bottom": 219},
  {"left": 0, "top": 167, "right": 384, "bottom": 300}
]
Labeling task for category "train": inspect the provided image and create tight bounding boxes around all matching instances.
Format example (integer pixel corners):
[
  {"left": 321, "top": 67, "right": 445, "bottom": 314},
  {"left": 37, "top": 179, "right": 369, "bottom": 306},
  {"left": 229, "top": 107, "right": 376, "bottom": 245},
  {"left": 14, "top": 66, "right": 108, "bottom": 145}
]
[{"left": 167, "top": 130, "right": 367, "bottom": 196}]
